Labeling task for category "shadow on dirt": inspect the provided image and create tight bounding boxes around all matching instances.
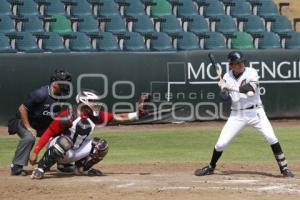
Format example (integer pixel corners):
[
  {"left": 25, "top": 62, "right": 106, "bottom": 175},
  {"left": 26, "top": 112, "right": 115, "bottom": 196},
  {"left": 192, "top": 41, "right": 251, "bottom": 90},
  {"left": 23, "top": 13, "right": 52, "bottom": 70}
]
[
  {"left": 220, "top": 170, "right": 283, "bottom": 178},
  {"left": 104, "top": 172, "right": 152, "bottom": 175}
]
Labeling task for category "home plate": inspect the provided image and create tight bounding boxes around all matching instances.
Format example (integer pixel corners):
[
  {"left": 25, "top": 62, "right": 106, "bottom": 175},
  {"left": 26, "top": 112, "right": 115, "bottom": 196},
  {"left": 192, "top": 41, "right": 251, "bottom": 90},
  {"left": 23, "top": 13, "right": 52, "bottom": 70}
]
[
  {"left": 116, "top": 182, "right": 136, "bottom": 188},
  {"left": 223, "top": 179, "right": 258, "bottom": 184}
]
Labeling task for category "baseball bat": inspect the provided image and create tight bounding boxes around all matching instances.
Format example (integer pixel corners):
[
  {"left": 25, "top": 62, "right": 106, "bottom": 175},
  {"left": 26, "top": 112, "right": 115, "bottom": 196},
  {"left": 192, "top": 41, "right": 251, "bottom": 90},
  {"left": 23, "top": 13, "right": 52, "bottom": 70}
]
[
  {"left": 208, "top": 53, "right": 243, "bottom": 94},
  {"left": 208, "top": 52, "right": 222, "bottom": 80}
]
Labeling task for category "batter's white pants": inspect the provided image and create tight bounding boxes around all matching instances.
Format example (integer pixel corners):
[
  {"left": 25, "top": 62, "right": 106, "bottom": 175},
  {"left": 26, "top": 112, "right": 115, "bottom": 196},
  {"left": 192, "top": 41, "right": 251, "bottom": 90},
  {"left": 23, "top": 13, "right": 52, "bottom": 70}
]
[
  {"left": 48, "top": 137, "right": 92, "bottom": 164},
  {"left": 215, "top": 107, "right": 278, "bottom": 152}
]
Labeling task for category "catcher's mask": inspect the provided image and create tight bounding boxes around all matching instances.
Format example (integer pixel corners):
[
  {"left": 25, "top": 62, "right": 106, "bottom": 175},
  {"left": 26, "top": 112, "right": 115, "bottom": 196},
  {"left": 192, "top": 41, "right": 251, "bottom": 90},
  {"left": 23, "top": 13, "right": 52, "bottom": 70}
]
[
  {"left": 76, "top": 89, "right": 102, "bottom": 116},
  {"left": 50, "top": 70, "right": 72, "bottom": 96}
]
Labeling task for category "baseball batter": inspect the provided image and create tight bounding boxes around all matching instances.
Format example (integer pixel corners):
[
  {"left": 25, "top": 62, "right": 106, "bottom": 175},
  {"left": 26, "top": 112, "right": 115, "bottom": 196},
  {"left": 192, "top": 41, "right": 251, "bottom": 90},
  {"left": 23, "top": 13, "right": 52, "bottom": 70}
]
[{"left": 194, "top": 51, "right": 294, "bottom": 177}]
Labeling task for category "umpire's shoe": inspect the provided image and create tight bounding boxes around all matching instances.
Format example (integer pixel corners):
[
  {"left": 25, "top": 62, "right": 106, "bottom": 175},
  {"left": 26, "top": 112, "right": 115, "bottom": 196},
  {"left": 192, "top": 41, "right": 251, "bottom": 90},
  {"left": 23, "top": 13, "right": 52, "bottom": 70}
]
[
  {"left": 194, "top": 165, "right": 215, "bottom": 176},
  {"left": 31, "top": 168, "right": 44, "bottom": 179},
  {"left": 10, "top": 164, "right": 28, "bottom": 176},
  {"left": 281, "top": 168, "right": 294, "bottom": 178}
]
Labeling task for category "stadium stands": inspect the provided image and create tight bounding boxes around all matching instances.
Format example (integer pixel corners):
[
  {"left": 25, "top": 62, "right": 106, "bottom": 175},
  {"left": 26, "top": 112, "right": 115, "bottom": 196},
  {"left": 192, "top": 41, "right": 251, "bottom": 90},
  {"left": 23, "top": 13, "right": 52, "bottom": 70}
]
[
  {"left": 155, "top": 15, "right": 182, "bottom": 36},
  {"left": 149, "top": 32, "right": 175, "bottom": 51},
  {"left": 184, "top": 15, "right": 209, "bottom": 36},
  {"left": 257, "top": 31, "right": 281, "bottom": 49},
  {"left": 48, "top": 15, "right": 72, "bottom": 36},
  {"left": 213, "top": 15, "right": 237, "bottom": 36},
  {"left": 203, "top": 32, "right": 226, "bottom": 49},
  {"left": 75, "top": 14, "right": 99, "bottom": 34},
  {"left": 15, "top": 0, "right": 39, "bottom": 17},
  {"left": 230, "top": 31, "right": 254, "bottom": 49},
  {"left": 42, "top": 0, "right": 66, "bottom": 17},
  {"left": 0, "top": 0, "right": 12, "bottom": 16},
  {"left": 285, "top": 31, "right": 300, "bottom": 49},
  {"left": 129, "top": 15, "right": 155, "bottom": 35},
  {"left": 122, "top": 32, "right": 147, "bottom": 51},
  {"left": 97, "top": 0, "right": 120, "bottom": 17},
  {"left": 176, "top": 31, "right": 200, "bottom": 50},
  {"left": 150, "top": 0, "right": 172, "bottom": 17},
  {"left": 103, "top": 15, "right": 127, "bottom": 35},
  {"left": 95, "top": 32, "right": 120, "bottom": 51},
  {"left": 0, "top": 15, "right": 16, "bottom": 34},
  {"left": 20, "top": 15, "right": 45, "bottom": 33},
  {"left": 13, "top": 32, "right": 43, "bottom": 53},
  {"left": 241, "top": 15, "right": 265, "bottom": 37},
  {"left": 0, "top": 0, "right": 298, "bottom": 52},
  {"left": 68, "top": 0, "right": 93, "bottom": 17},
  {"left": 229, "top": 1, "right": 252, "bottom": 19},
  {"left": 123, "top": 0, "right": 146, "bottom": 18},
  {"left": 270, "top": 15, "right": 293, "bottom": 36},
  {"left": 0, "top": 33, "right": 16, "bottom": 53},
  {"left": 40, "top": 32, "right": 69, "bottom": 52},
  {"left": 170, "top": 0, "right": 198, "bottom": 18}
]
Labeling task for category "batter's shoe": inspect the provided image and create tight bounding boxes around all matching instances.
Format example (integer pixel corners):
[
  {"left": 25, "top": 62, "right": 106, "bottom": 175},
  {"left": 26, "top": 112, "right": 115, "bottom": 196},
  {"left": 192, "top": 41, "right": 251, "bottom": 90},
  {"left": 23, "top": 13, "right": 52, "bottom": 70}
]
[
  {"left": 57, "top": 163, "right": 74, "bottom": 173},
  {"left": 74, "top": 167, "right": 104, "bottom": 176},
  {"left": 31, "top": 168, "right": 44, "bottom": 179},
  {"left": 10, "top": 164, "right": 28, "bottom": 176},
  {"left": 194, "top": 165, "right": 215, "bottom": 176},
  {"left": 281, "top": 168, "right": 294, "bottom": 178}
]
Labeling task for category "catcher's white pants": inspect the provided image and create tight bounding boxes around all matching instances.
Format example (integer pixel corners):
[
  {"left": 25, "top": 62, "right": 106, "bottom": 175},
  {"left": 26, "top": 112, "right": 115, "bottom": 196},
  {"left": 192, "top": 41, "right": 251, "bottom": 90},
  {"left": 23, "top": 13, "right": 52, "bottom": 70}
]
[
  {"left": 48, "top": 137, "right": 92, "bottom": 163},
  {"left": 215, "top": 107, "right": 278, "bottom": 152}
]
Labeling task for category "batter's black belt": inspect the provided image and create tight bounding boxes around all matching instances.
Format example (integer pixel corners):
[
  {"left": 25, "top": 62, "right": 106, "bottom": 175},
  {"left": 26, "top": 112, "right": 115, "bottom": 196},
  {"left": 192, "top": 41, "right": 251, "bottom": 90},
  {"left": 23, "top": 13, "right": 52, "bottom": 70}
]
[{"left": 232, "top": 104, "right": 262, "bottom": 111}]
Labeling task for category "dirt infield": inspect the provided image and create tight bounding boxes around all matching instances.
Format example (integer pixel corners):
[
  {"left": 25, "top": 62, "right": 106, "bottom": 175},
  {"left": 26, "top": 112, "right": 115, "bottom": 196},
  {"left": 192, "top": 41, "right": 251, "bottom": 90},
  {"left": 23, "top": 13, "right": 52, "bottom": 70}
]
[
  {"left": 1, "top": 120, "right": 300, "bottom": 199},
  {"left": 1, "top": 162, "right": 300, "bottom": 200}
]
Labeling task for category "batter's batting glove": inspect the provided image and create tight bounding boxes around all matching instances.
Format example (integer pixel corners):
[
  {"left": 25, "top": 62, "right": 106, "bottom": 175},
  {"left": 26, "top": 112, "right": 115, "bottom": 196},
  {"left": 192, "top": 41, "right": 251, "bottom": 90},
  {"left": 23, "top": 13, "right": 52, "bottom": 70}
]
[
  {"left": 138, "top": 93, "right": 152, "bottom": 118},
  {"left": 218, "top": 80, "right": 238, "bottom": 92}
]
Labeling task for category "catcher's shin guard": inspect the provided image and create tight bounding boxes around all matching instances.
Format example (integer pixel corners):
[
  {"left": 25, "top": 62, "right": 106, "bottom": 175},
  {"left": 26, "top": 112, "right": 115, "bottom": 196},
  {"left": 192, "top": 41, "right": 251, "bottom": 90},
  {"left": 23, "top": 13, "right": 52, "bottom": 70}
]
[
  {"left": 75, "top": 137, "right": 108, "bottom": 173},
  {"left": 37, "top": 135, "right": 73, "bottom": 171}
]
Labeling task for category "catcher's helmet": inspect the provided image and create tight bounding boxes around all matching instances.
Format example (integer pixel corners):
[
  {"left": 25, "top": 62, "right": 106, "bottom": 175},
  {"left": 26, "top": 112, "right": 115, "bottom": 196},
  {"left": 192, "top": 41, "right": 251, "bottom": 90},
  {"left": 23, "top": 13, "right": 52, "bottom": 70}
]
[
  {"left": 76, "top": 89, "right": 101, "bottom": 116},
  {"left": 228, "top": 51, "right": 245, "bottom": 64}
]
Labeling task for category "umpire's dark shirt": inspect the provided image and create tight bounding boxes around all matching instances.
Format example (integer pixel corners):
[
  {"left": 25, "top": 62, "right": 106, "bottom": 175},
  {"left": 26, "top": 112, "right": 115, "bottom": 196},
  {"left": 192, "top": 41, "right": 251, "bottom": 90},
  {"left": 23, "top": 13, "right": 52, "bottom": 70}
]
[{"left": 16, "top": 85, "right": 61, "bottom": 137}]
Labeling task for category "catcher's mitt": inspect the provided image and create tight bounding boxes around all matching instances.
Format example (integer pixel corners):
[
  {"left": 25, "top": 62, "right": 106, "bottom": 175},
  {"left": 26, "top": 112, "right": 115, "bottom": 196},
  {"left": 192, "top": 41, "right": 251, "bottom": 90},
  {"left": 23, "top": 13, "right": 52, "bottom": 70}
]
[{"left": 137, "top": 93, "right": 152, "bottom": 118}]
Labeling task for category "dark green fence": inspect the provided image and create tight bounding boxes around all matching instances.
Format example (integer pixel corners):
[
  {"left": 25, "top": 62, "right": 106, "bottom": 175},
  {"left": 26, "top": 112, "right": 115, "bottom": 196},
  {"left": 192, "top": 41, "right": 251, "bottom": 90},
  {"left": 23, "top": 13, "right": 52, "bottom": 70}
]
[{"left": 0, "top": 50, "right": 299, "bottom": 125}]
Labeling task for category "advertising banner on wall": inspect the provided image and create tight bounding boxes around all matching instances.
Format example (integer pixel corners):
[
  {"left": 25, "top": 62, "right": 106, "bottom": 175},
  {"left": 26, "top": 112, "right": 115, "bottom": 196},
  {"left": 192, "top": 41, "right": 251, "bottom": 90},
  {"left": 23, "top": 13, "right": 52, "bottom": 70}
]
[{"left": 0, "top": 50, "right": 299, "bottom": 125}]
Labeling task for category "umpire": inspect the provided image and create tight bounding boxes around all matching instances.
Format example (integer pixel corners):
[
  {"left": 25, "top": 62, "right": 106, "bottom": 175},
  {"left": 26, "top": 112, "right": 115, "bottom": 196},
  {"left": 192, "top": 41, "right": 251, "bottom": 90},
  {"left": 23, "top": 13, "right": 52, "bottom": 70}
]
[{"left": 8, "top": 70, "right": 72, "bottom": 176}]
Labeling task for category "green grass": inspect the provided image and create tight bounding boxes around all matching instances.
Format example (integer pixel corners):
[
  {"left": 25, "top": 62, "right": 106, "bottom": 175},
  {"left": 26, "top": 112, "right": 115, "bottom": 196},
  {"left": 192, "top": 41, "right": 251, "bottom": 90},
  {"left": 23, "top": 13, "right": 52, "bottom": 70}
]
[{"left": 1, "top": 126, "right": 300, "bottom": 166}]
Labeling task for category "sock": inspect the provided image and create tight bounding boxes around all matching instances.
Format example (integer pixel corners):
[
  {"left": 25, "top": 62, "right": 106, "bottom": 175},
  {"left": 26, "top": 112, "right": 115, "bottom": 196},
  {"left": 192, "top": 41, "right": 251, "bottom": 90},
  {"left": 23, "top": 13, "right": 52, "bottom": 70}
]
[
  {"left": 210, "top": 148, "right": 223, "bottom": 168},
  {"left": 271, "top": 142, "right": 288, "bottom": 171}
]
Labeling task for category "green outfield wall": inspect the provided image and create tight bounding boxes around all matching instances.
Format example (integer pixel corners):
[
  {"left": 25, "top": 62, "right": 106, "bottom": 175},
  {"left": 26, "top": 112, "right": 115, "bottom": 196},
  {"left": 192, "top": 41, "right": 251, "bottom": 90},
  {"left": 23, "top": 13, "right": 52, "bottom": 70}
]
[{"left": 0, "top": 50, "right": 299, "bottom": 125}]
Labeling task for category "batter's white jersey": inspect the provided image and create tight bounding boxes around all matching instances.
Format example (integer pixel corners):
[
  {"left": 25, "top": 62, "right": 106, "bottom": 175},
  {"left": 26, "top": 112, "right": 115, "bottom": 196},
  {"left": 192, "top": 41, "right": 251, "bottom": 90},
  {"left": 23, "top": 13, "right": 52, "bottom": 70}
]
[
  {"left": 223, "top": 67, "right": 262, "bottom": 110},
  {"left": 215, "top": 67, "right": 278, "bottom": 152}
]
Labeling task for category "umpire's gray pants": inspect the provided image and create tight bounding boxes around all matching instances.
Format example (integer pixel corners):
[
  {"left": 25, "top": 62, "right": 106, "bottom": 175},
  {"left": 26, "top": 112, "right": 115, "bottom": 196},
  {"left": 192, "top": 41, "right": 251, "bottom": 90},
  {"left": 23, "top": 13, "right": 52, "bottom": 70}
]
[{"left": 12, "top": 120, "right": 36, "bottom": 166}]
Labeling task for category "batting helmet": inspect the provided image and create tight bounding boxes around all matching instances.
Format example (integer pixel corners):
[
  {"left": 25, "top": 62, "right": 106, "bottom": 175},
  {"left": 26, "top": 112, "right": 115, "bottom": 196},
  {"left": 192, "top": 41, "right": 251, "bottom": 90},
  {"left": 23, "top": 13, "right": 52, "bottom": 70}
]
[
  {"left": 76, "top": 89, "right": 101, "bottom": 116},
  {"left": 227, "top": 51, "right": 245, "bottom": 64}
]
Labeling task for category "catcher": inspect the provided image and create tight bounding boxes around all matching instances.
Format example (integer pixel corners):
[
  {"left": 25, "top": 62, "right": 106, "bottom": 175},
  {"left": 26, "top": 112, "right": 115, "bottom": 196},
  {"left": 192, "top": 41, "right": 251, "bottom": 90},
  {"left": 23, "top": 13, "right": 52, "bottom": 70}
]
[{"left": 30, "top": 89, "right": 151, "bottom": 179}]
